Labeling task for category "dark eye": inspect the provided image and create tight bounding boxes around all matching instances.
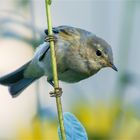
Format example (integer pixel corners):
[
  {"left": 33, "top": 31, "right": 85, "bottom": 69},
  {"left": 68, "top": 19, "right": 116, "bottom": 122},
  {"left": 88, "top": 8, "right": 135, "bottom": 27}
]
[{"left": 96, "top": 50, "right": 102, "bottom": 56}]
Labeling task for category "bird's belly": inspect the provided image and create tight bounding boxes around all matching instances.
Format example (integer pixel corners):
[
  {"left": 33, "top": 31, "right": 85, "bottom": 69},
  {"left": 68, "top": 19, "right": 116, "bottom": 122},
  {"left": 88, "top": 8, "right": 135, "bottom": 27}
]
[{"left": 58, "top": 70, "right": 90, "bottom": 83}]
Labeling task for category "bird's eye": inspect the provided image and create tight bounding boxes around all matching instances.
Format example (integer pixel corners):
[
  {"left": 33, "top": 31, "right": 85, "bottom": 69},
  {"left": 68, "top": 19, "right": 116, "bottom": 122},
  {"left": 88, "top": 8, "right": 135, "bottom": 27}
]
[{"left": 96, "top": 50, "right": 102, "bottom": 56}]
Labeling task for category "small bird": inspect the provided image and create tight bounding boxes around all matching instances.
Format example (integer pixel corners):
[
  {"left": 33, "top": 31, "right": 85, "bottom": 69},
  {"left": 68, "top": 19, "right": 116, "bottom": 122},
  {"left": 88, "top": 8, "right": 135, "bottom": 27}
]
[{"left": 0, "top": 26, "right": 117, "bottom": 97}]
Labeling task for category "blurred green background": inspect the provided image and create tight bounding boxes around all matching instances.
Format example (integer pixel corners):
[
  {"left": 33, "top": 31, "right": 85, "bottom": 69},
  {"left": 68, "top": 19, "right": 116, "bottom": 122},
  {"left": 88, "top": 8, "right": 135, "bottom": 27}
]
[{"left": 0, "top": 0, "right": 140, "bottom": 139}]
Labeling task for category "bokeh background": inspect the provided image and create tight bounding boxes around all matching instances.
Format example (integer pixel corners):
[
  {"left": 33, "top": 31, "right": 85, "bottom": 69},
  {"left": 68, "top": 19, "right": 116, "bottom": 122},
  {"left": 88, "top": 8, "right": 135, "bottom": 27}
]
[{"left": 0, "top": 0, "right": 140, "bottom": 139}]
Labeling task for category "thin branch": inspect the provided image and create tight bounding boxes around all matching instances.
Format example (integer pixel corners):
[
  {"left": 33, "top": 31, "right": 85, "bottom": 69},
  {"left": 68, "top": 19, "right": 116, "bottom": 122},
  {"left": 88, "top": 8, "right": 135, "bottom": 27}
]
[{"left": 45, "top": 0, "right": 66, "bottom": 140}]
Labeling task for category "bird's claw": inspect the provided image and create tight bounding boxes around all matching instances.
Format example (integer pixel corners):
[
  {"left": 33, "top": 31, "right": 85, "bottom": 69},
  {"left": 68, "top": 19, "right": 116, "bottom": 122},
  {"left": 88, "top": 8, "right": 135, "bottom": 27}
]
[
  {"left": 49, "top": 87, "right": 63, "bottom": 97},
  {"left": 44, "top": 35, "right": 57, "bottom": 43}
]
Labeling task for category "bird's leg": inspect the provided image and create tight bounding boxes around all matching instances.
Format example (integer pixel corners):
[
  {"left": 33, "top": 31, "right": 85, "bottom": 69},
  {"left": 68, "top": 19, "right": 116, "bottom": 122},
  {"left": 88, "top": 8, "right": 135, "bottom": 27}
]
[
  {"left": 47, "top": 79, "right": 63, "bottom": 97},
  {"left": 45, "top": 34, "right": 62, "bottom": 97},
  {"left": 47, "top": 79, "right": 54, "bottom": 87}
]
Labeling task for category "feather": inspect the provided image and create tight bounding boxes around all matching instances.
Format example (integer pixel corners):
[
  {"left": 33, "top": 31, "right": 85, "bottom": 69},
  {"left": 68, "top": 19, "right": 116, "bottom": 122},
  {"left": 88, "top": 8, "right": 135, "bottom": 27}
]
[{"left": 0, "top": 61, "right": 31, "bottom": 86}]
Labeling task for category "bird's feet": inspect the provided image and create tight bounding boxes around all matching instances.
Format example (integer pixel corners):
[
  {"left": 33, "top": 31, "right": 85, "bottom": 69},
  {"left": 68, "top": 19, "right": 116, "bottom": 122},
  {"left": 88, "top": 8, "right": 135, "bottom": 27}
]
[
  {"left": 44, "top": 35, "right": 57, "bottom": 43},
  {"left": 49, "top": 87, "right": 63, "bottom": 97}
]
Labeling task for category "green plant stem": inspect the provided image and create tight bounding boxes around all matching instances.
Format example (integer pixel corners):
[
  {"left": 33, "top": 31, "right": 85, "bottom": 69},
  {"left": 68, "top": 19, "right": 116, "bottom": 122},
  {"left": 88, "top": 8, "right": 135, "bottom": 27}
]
[{"left": 45, "top": 0, "right": 66, "bottom": 140}]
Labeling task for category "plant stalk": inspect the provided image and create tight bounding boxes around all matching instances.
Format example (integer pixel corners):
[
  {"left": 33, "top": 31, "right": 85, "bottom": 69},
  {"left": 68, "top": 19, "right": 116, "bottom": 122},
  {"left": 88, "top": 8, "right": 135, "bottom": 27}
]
[{"left": 45, "top": 0, "right": 66, "bottom": 140}]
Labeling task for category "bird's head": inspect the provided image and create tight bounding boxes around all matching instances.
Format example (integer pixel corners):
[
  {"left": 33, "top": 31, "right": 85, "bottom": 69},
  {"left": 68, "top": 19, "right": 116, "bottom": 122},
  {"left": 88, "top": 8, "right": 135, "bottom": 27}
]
[{"left": 87, "top": 35, "right": 118, "bottom": 72}]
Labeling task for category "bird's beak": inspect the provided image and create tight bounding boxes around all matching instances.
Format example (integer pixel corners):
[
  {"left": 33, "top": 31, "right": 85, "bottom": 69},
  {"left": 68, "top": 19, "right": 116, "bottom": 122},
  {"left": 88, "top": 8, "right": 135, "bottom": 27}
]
[
  {"left": 112, "top": 64, "right": 118, "bottom": 72},
  {"left": 108, "top": 63, "right": 118, "bottom": 72}
]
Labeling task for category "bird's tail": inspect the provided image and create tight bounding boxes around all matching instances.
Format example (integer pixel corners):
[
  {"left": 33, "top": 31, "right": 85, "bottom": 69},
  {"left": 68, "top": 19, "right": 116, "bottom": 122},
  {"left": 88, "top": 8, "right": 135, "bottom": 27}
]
[{"left": 0, "top": 61, "right": 38, "bottom": 97}]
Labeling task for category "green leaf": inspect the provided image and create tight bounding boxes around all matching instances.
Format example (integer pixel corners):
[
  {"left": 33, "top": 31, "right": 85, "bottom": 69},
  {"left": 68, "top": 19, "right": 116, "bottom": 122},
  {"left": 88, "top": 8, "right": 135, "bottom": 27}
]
[{"left": 58, "top": 112, "right": 88, "bottom": 140}]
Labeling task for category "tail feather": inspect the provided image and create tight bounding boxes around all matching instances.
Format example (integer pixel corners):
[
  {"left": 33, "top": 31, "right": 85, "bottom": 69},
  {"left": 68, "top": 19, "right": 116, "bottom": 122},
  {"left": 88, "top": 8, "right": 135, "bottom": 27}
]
[
  {"left": 0, "top": 61, "right": 31, "bottom": 86},
  {"left": 9, "top": 78, "right": 37, "bottom": 98},
  {"left": 0, "top": 60, "right": 39, "bottom": 97}
]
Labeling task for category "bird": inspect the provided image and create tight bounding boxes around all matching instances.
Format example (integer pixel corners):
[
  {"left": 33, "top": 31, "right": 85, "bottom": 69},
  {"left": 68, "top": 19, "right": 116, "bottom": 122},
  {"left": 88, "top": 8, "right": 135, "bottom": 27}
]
[{"left": 0, "top": 26, "right": 117, "bottom": 98}]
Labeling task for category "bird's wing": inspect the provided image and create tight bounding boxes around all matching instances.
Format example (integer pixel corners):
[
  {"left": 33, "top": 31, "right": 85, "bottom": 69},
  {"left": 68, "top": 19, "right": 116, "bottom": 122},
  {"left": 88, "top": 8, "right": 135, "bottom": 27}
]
[
  {"left": 36, "top": 42, "right": 50, "bottom": 61},
  {"left": 24, "top": 43, "right": 50, "bottom": 78},
  {"left": 45, "top": 26, "right": 81, "bottom": 40},
  {"left": 38, "top": 45, "right": 50, "bottom": 61}
]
